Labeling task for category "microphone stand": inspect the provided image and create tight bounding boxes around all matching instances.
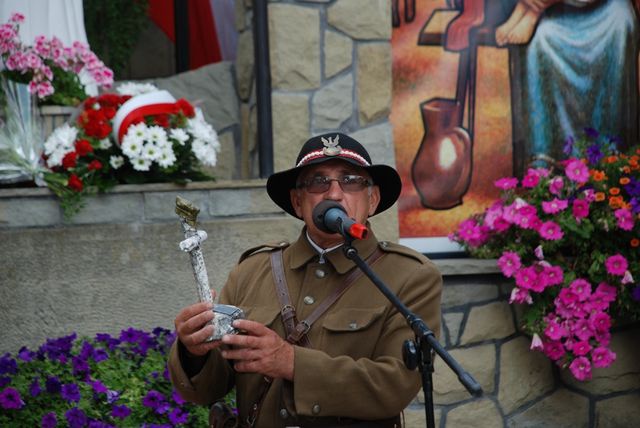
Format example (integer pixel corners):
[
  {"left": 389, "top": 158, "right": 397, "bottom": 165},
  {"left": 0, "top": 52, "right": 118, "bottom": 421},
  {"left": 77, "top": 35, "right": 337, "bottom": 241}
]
[{"left": 341, "top": 236, "right": 483, "bottom": 428}]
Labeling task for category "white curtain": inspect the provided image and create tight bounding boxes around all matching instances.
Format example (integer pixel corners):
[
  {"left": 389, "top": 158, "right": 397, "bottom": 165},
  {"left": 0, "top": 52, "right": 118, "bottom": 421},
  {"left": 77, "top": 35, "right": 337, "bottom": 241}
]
[{"left": 0, "top": 0, "right": 88, "bottom": 47}]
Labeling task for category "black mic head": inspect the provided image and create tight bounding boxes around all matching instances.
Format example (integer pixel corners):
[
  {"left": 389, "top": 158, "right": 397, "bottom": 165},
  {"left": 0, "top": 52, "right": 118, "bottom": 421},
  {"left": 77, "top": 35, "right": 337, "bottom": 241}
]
[{"left": 312, "top": 200, "right": 345, "bottom": 233}]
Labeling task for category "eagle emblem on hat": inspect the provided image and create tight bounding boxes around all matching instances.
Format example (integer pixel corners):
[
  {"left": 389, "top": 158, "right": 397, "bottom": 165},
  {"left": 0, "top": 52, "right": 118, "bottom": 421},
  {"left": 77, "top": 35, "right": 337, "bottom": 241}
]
[{"left": 321, "top": 135, "right": 342, "bottom": 156}]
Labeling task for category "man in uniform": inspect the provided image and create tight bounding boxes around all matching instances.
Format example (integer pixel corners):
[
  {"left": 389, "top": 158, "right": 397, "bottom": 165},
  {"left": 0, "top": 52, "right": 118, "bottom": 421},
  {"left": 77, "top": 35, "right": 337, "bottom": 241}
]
[{"left": 169, "top": 133, "right": 443, "bottom": 427}]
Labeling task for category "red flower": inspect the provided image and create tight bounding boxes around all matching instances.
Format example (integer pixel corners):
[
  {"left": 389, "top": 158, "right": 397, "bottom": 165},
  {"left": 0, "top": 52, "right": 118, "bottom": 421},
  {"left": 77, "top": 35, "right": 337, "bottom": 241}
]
[
  {"left": 88, "top": 160, "right": 103, "bottom": 171},
  {"left": 75, "top": 139, "right": 94, "bottom": 156},
  {"left": 62, "top": 152, "right": 77, "bottom": 169},
  {"left": 154, "top": 114, "right": 170, "bottom": 128},
  {"left": 176, "top": 98, "right": 195, "bottom": 117},
  {"left": 68, "top": 174, "right": 83, "bottom": 192}
]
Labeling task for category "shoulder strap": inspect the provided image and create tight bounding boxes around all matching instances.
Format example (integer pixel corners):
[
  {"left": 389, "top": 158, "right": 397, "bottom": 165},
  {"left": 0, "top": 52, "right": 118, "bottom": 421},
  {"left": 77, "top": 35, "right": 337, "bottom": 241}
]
[{"left": 270, "top": 247, "right": 385, "bottom": 344}]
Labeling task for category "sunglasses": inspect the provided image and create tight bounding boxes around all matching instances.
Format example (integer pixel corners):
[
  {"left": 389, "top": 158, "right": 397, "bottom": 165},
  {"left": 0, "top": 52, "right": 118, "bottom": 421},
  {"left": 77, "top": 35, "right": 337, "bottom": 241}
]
[{"left": 297, "top": 175, "right": 372, "bottom": 193}]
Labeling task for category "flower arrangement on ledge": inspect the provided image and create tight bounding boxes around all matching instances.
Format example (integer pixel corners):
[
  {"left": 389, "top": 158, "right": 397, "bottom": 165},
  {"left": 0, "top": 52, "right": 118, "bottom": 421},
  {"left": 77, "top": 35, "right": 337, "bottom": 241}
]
[
  {"left": 42, "top": 83, "right": 220, "bottom": 218},
  {"left": 450, "top": 129, "right": 640, "bottom": 381},
  {"left": 0, "top": 327, "right": 212, "bottom": 426},
  {"left": 0, "top": 12, "right": 114, "bottom": 106}
]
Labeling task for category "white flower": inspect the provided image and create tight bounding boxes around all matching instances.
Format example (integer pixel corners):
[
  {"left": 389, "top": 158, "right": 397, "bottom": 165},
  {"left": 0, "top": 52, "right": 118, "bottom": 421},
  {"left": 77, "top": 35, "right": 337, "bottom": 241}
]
[
  {"left": 157, "top": 147, "right": 177, "bottom": 168},
  {"left": 121, "top": 135, "right": 144, "bottom": 159},
  {"left": 188, "top": 109, "right": 219, "bottom": 147},
  {"left": 169, "top": 128, "right": 189, "bottom": 146},
  {"left": 125, "top": 123, "right": 148, "bottom": 144},
  {"left": 109, "top": 155, "right": 124, "bottom": 169},
  {"left": 44, "top": 124, "right": 78, "bottom": 166},
  {"left": 146, "top": 125, "right": 169, "bottom": 147},
  {"left": 131, "top": 156, "right": 151, "bottom": 171},
  {"left": 98, "top": 138, "right": 112, "bottom": 150},
  {"left": 141, "top": 142, "right": 161, "bottom": 161},
  {"left": 116, "top": 82, "right": 160, "bottom": 96},
  {"left": 191, "top": 139, "right": 218, "bottom": 167}
]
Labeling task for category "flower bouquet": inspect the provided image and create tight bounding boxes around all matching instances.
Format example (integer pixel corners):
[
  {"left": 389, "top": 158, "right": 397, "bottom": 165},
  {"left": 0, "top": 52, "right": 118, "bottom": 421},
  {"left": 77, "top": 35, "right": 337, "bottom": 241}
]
[
  {"left": 42, "top": 83, "right": 221, "bottom": 218},
  {"left": 0, "top": 327, "right": 215, "bottom": 426},
  {"left": 0, "top": 12, "right": 114, "bottom": 106},
  {"left": 449, "top": 129, "right": 640, "bottom": 381}
]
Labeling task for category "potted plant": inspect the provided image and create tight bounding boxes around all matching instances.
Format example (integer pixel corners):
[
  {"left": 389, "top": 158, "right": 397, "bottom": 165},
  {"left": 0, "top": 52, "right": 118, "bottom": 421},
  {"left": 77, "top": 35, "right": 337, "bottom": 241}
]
[{"left": 450, "top": 129, "right": 640, "bottom": 381}]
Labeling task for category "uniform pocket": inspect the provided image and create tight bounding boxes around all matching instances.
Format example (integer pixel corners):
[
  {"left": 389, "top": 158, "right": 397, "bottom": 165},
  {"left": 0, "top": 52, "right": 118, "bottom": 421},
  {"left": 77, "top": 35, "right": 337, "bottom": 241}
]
[{"left": 320, "top": 307, "right": 386, "bottom": 358}]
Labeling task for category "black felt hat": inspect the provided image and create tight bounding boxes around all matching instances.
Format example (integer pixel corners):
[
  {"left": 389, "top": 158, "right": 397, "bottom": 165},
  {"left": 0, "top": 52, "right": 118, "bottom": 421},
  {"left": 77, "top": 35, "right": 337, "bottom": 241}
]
[{"left": 266, "top": 132, "right": 402, "bottom": 218}]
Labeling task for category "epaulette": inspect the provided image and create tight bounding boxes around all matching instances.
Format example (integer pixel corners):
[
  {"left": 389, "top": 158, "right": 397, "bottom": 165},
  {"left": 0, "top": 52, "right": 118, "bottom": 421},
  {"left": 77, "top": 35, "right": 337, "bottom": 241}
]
[
  {"left": 238, "top": 241, "right": 290, "bottom": 263},
  {"left": 377, "top": 240, "right": 428, "bottom": 264}
]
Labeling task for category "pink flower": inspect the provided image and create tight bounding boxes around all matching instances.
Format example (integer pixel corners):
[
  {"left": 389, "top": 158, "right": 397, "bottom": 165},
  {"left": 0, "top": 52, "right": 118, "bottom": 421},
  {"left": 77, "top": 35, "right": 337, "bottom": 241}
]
[
  {"left": 542, "top": 198, "right": 568, "bottom": 214},
  {"left": 538, "top": 221, "right": 564, "bottom": 240},
  {"left": 530, "top": 333, "right": 544, "bottom": 351},
  {"left": 565, "top": 159, "right": 590, "bottom": 184},
  {"left": 534, "top": 245, "right": 544, "bottom": 260},
  {"left": 515, "top": 266, "right": 539, "bottom": 290},
  {"left": 509, "top": 287, "right": 533, "bottom": 304},
  {"left": 539, "top": 265, "right": 564, "bottom": 287},
  {"left": 571, "top": 320, "right": 594, "bottom": 341},
  {"left": 591, "top": 347, "right": 616, "bottom": 368},
  {"left": 498, "top": 251, "right": 521, "bottom": 277},
  {"left": 614, "top": 208, "right": 634, "bottom": 231},
  {"left": 605, "top": 254, "right": 628, "bottom": 276},
  {"left": 595, "top": 282, "right": 617, "bottom": 301},
  {"left": 572, "top": 340, "right": 592, "bottom": 356},
  {"left": 572, "top": 199, "right": 590, "bottom": 219},
  {"left": 569, "top": 279, "right": 592, "bottom": 301},
  {"left": 522, "top": 169, "right": 542, "bottom": 188},
  {"left": 589, "top": 311, "right": 611, "bottom": 333},
  {"left": 494, "top": 177, "right": 518, "bottom": 190},
  {"left": 544, "top": 318, "right": 569, "bottom": 341},
  {"left": 543, "top": 340, "right": 566, "bottom": 361},
  {"left": 548, "top": 176, "right": 564, "bottom": 195},
  {"left": 569, "top": 356, "right": 592, "bottom": 381}
]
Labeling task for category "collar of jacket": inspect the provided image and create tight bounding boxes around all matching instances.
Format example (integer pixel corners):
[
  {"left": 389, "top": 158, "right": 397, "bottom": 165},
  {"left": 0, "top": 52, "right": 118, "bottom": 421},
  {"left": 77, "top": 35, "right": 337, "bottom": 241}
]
[{"left": 288, "top": 224, "right": 379, "bottom": 274}]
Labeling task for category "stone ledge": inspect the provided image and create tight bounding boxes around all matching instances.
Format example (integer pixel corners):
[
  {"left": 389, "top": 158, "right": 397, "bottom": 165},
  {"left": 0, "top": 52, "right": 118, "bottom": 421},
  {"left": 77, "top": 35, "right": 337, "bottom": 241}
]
[{"left": 433, "top": 258, "right": 500, "bottom": 276}]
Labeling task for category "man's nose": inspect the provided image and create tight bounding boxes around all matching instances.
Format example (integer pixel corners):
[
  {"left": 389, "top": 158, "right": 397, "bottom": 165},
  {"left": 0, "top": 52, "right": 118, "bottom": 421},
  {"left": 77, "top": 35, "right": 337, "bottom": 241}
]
[{"left": 324, "top": 179, "right": 344, "bottom": 199}]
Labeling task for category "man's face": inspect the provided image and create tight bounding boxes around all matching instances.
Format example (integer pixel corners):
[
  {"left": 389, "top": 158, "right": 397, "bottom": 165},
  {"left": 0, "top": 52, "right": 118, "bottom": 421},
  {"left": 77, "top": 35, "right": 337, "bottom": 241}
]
[{"left": 290, "top": 159, "right": 381, "bottom": 248}]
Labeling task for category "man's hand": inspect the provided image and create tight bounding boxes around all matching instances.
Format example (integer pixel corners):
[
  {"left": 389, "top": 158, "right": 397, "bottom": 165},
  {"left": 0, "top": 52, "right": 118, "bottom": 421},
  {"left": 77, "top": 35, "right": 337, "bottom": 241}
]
[
  {"left": 220, "top": 319, "right": 294, "bottom": 381},
  {"left": 174, "top": 299, "right": 224, "bottom": 356}
]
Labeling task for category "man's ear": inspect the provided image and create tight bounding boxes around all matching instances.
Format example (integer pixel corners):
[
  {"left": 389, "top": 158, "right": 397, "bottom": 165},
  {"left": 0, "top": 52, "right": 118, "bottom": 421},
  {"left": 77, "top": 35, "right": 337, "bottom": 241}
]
[
  {"left": 290, "top": 188, "right": 303, "bottom": 218},
  {"left": 368, "top": 185, "right": 381, "bottom": 216}
]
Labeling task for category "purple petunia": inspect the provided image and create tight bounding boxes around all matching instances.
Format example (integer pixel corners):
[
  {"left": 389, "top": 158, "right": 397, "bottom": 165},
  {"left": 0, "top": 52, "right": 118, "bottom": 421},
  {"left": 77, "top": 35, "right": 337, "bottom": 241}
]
[
  {"left": 0, "top": 353, "right": 17, "bottom": 375},
  {"left": 61, "top": 383, "right": 81, "bottom": 402},
  {"left": 45, "top": 376, "right": 62, "bottom": 394},
  {"left": 111, "top": 404, "right": 132, "bottom": 419},
  {"left": 29, "top": 377, "right": 42, "bottom": 397},
  {"left": 18, "top": 346, "right": 35, "bottom": 362},
  {"left": 586, "top": 144, "right": 603, "bottom": 164},
  {"left": 65, "top": 407, "right": 88, "bottom": 428},
  {"left": 168, "top": 407, "right": 189, "bottom": 425},
  {"left": 631, "top": 286, "right": 640, "bottom": 302},
  {"left": 41, "top": 411, "right": 57, "bottom": 428},
  {"left": 0, "top": 387, "right": 25, "bottom": 410}
]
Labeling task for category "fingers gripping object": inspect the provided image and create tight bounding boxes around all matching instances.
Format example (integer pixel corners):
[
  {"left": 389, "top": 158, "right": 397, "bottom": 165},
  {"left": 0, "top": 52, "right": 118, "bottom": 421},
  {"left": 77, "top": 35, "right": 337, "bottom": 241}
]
[{"left": 175, "top": 196, "right": 244, "bottom": 341}]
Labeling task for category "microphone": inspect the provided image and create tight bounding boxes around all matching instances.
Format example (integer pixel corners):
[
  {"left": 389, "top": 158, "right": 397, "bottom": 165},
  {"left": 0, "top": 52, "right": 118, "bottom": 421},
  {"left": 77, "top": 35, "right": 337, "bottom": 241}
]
[{"left": 312, "top": 201, "right": 368, "bottom": 240}]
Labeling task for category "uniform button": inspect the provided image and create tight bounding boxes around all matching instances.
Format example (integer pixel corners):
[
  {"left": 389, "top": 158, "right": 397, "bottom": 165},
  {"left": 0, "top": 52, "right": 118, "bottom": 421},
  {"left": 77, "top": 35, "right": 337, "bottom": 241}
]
[
  {"left": 315, "top": 269, "right": 326, "bottom": 278},
  {"left": 279, "top": 408, "right": 289, "bottom": 419},
  {"left": 303, "top": 296, "right": 315, "bottom": 305},
  {"left": 380, "top": 241, "right": 388, "bottom": 248},
  {"left": 312, "top": 404, "right": 321, "bottom": 415},
  {"left": 349, "top": 322, "right": 358, "bottom": 330}
]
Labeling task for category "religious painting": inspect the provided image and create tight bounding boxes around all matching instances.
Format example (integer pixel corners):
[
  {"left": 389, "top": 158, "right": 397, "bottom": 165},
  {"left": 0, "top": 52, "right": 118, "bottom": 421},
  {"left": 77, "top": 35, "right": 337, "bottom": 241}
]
[{"left": 391, "top": 0, "right": 640, "bottom": 255}]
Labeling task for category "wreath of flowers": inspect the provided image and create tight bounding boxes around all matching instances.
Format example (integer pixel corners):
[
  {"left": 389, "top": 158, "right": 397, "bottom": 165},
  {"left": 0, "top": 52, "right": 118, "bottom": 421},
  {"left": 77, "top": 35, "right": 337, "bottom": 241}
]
[
  {"left": 43, "top": 83, "right": 220, "bottom": 218},
  {"left": 450, "top": 129, "right": 640, "bottom": 381}
]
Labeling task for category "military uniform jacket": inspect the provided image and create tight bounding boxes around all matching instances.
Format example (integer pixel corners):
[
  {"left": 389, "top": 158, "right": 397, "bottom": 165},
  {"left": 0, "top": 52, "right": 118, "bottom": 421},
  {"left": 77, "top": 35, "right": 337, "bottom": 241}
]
[{"left": 169, "top": 228, "right": 443, "bottom": 427}]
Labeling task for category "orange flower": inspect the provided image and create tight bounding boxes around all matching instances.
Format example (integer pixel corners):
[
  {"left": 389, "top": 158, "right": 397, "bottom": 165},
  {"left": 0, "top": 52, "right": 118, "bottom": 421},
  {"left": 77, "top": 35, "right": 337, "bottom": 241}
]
[
  {"left": 592, "top": 170, "right": 607, "bottom": 181},
  {"left": 595, "top": 192, "right": 606, "bottom": 202},
  {"left": 622, "top": 166, "right": 631, "bottom": 174},
  {"left": 608, "top": 196, "right": 623, "bottom": 208},
  {"left": 606, "top": 155, "right": 618, "bottom": 163},
  {"left": 620, "top": 177, "right": 630, "bottom": 185},
  {"left": 609, "top": 187, "right": 621, "bottom": 195},
  {"left": 631, "top": 239, "right": 639, "bottom": 248}
]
